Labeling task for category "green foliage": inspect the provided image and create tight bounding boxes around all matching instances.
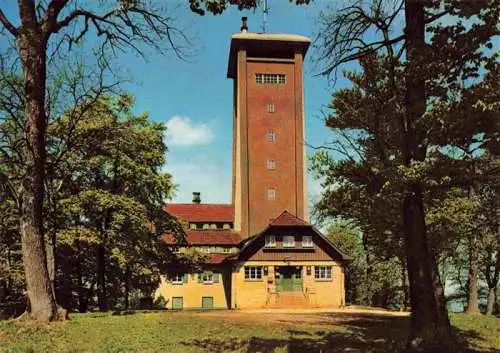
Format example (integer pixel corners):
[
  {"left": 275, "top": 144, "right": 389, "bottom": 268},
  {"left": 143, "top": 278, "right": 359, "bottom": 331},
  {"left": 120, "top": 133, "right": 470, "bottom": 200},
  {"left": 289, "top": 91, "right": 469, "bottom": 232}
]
[
  {"left": 312, "top": 0, "right": 499, "bottom": 314},
  {"left": 188, "top": 0, "right": 310, "bottom": 16},
  {"left": 325, "top": 222, "right": 407, "bottom": 309}
]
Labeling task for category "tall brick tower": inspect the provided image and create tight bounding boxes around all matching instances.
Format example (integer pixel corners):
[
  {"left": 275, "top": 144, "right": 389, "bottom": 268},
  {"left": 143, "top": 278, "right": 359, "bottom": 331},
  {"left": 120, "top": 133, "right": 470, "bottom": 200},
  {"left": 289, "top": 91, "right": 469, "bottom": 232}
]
[{"left": 228, "top": 19, "right": 310, "bottom": 238}]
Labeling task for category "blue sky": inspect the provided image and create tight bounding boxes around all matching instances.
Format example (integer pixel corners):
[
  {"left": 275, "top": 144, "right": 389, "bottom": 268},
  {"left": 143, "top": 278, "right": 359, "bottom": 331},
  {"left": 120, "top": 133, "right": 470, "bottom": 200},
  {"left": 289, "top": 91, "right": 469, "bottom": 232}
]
[
  {"left": 116, "top": 1, "right": 350, "bottom": 207},
  {"left": 1, "top": 1, "right": 353, "bottom": 210}
]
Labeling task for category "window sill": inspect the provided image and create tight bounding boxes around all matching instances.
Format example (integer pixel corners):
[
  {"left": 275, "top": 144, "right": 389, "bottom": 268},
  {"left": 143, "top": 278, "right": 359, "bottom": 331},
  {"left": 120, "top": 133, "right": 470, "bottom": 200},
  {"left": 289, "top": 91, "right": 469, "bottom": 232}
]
[
  {"left": 244, "top": 279, "right": 263, "bottom": 282},
  {"left": 314, "top": 278, "right": 333, "bottom": 282}
]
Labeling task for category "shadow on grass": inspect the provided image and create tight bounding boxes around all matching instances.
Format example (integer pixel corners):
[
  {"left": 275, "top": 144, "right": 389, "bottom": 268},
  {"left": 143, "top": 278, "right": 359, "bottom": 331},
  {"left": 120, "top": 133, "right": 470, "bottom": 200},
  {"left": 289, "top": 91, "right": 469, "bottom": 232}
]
[{"left": 180, "top": 312, "right": 497, "bottom": 353}]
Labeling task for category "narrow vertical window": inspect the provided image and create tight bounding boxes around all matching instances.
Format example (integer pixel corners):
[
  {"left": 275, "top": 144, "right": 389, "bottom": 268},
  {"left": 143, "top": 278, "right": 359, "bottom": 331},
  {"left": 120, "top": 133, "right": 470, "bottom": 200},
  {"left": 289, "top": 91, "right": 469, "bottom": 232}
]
[
  {"left": 267, "top": 158, "right": 275, "bottom": 170},
  {"left": 267, "top": 130, "right": 276, "bottom": 142},
  {"left": 267, "top": 102, "right": 276, "bottom": 113},
  {"left": 267, "top": 188, "right": 276, "bottom": 201}
]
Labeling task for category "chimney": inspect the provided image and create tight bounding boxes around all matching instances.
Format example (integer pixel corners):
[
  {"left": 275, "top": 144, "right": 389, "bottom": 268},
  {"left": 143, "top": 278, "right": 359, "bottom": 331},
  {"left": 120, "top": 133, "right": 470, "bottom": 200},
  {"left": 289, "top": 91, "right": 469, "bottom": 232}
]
[
  {"left": 241, "top": 17, "right": 248, "bottom": 33},
  {"left": 192, "top": 192, "right": 201, "bottom": 204}
]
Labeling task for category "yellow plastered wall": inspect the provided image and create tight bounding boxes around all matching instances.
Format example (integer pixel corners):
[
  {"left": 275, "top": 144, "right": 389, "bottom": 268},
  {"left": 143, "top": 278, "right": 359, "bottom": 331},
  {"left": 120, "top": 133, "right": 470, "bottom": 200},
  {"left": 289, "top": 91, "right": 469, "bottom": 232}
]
[
  {"left": 155, "top": 273, "right": 228, "bottom": 309},
  {"left": 233, "top": 261, "right": 345, "bottom": 309}
]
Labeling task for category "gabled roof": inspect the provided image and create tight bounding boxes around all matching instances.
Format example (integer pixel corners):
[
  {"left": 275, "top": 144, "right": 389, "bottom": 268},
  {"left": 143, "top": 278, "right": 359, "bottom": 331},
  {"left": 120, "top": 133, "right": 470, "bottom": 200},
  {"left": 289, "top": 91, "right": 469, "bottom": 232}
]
[
  {"left": 232, "top": 211, "right": 352, "bottom": 262},
  {"left": 163, "top": 203, "right": 234, "bottom": 223},
  {"left": 270, "top": 210, "right": 308, "bottom": 226},
  {"left": 162, "top": 230, "right": 241, "bottom": 246}
]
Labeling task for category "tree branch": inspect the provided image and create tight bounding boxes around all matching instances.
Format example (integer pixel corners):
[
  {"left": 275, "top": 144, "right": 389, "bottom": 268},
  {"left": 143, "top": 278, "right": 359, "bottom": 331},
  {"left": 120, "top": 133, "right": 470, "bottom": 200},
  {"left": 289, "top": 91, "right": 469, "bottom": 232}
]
[{"left": 0, "top": 9, "right": 18, "bottom": 36}]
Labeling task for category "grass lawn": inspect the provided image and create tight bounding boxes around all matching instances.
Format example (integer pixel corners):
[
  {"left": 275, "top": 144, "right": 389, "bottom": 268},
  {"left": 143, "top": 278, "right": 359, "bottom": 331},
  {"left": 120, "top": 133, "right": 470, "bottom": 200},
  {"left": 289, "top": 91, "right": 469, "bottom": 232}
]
[{"left": 0, "top": 310, "right": 498, "bottom": 353}]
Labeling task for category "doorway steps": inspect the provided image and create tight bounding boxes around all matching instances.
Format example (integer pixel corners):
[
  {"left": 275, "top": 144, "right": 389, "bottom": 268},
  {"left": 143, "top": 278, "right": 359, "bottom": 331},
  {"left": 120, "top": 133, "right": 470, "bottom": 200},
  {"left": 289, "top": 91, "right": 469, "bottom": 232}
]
[{"left": 265, "top": 292, "right": 310, "bottom": 308}]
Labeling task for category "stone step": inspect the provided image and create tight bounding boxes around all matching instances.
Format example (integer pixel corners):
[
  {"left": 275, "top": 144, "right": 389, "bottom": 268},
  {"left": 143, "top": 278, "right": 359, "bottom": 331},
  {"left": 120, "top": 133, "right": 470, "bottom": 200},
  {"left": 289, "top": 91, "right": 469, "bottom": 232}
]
[{"left": 266, "top": 292, "right": 311, "bottom": 308}]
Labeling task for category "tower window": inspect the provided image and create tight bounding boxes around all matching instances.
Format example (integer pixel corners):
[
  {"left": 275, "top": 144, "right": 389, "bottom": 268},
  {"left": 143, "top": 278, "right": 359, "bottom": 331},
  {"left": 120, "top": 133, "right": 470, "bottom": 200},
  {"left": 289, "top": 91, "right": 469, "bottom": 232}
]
[
  {"left": 256, "top": 73, "right": 286, "bottom": 84},
  {"left": 267, "top": 102, "right": 276, "bottom": 113},
  {"left": 267, "top": 130, "right": 276, "bottom": 142},
  {"left": 267, "top": 188, "right": 276, "bottom": 200},
  {"left": 267, "top": 158, "right": 275, "bottom": 170}
]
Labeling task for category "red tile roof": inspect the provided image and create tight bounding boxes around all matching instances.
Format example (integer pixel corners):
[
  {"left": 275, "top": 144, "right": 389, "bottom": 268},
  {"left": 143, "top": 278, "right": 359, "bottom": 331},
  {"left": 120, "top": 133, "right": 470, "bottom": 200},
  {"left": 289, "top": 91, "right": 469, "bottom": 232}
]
[
  {"left": 163, "top": 203, "right": 234, "bottom": 223},
  {"left": 162, "top": 230, "right": 241, "bottom": 245},
  {"left": 207, "top": 254, "right": 233, "bottom": 264},
  {"left": 270, "top": 211, "right": 309, "bottom": 226}
]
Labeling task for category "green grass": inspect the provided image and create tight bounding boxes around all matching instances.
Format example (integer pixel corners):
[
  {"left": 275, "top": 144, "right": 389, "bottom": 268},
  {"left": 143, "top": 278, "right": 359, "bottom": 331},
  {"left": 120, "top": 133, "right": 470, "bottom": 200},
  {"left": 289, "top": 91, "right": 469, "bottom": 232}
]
[{"left": 0, "top": 311, "right": 498, "bottom": 353}]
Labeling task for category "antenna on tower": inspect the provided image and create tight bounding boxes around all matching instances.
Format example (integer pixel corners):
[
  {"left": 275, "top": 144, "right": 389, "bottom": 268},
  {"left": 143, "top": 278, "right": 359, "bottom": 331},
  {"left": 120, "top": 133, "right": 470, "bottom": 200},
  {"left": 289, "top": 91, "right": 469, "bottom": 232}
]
[{"left": 260, "top": 0, "right": 270, "bottom": 33}]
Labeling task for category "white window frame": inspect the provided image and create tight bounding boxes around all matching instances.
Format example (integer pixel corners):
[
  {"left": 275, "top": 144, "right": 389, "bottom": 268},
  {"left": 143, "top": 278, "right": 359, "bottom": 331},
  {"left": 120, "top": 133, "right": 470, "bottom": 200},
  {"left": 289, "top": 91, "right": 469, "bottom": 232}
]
[
  {"left": 244, "top": 266, "right": 263, "bottom": 281},
  {"left": 283, "top": 235, "right": 295, "bottom": 248},
  {"left": 267, "top": 102, "right": 276, "bottom": 113},
  {"left": 222, "top": 247, "right": 230, "bottom": 253},
  {"left": 202, "top": 246, "right": 210, "bottom": 254},
  {"left": 267, "top": 158, "right": 276, "bottom": 170},
  {"left": 189, "top": 223, "right": 197, "bottom": 230},
  {"left": 256, "top": 73, "right": 286, "bottom": 84},
  {"left": 267, "top": 188, "right": 276, "bottom": 201},
  {"left": 202, "top": 223, "right": 209, "bottom": 230},
  {"left": 202, "top": 272, "right": 213, "bottom": 284},
  {"left": 171, "top": 274, "right": 184, "bottom": 284},
  {"left": 267, "top": 130, "right": 276, "bottom": 142},
  {"left": 314, "top": 266, "right": 332, "bottom": 280},
  {"left": 265, "top": 235, "right": 276, "bottom": 248},
  {"left": 302, "top": 236, "right": 313, "bottom": 248}
]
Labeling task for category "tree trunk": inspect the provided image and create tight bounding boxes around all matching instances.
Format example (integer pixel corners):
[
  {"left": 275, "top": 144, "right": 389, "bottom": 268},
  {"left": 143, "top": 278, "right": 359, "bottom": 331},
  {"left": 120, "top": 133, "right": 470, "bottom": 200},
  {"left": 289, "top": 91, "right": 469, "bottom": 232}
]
[
  {"left": 485, "top": 286, "right": 497, "bottom": 315},
  {"left": 96, "top": 244, "right": 108, "bottom": 312},
  {"left": 124, "top": 266, "right": 131, "bottom": 310},
  {"left": 403, "top": 1, "right": 453, "bottom": 351},
  {"left": 401, "top": 258, "right": 409, "bottom": 311},
  {"left": 466, "top": 236, "right": 480, "bottom": 314},
  {"left": 16, "top": 23, "right": 58, "bottom": 321},
  {"left": 485, "top": 246, "right": 499, "bottom": 315}
]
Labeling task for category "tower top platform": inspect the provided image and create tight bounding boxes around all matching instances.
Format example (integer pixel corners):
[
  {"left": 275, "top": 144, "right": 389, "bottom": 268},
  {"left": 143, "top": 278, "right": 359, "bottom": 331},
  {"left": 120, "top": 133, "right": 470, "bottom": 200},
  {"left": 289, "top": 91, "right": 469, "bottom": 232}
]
[{"left": 227, "top": 31, "right": 310, "bottom": 79}]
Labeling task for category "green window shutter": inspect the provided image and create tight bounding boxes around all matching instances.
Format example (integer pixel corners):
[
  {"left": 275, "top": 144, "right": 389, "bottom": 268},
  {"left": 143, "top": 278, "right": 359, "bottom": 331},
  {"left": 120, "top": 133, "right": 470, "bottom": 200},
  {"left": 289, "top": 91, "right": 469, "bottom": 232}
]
[
  {"left": 183, "top": 274, "right": 188, "bottom": 284},
  {"left": 213, "top": 273, "right": 219, "bottom": 283},
  {"left": 197, "top": 273, "right": 203, "bottom": 283}
]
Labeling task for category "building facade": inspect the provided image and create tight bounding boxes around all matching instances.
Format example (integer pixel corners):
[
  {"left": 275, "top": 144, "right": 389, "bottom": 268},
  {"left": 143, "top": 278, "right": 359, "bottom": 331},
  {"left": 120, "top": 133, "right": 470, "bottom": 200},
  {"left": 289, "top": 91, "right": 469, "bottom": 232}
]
[{"left": 156, "top": 21, "right": 349, "bottom": 310}]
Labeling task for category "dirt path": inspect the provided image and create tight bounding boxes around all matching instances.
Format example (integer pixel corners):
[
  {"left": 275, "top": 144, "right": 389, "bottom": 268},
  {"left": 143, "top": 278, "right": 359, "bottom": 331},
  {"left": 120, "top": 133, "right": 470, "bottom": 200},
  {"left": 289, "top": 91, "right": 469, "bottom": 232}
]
[{"left": 175, "top": 306, "right": 410, "bottom": 328}]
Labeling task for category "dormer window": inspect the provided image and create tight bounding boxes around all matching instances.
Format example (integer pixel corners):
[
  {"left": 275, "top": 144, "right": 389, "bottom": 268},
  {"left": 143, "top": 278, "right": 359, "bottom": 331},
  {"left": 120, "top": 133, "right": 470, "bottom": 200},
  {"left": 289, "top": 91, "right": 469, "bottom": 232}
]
[
  {"left": 265, "top": 235, "right": 276, "bottom": 248},
  {"left": 283, "top": 235, "right": 295, "bottom": 248},
  {"left": 302, "top": 236, "right": 313, "bottom": 248}
]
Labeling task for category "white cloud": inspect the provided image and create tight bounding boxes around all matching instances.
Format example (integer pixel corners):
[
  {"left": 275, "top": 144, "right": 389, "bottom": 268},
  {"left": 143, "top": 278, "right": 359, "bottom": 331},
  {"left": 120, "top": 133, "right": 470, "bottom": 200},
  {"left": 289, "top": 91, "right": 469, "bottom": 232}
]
[
  {"left": 166, "top": 162, "right": 231, "bottom": 204},
  {"left": 165, "top": 116, "right": 214, "bottom": 147}
]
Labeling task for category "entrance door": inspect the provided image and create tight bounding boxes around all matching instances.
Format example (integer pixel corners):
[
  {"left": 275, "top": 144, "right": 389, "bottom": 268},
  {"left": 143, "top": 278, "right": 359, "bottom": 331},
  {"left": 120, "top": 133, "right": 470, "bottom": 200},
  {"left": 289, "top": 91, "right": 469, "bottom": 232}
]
[
  {"left": 172, "top": 297, "right": 183, "bottom": 310},
  {"left": 275, "top": 266, "right": 302, "bottom": 292},
  {"left": 201, "top": 296, "right": 214, "bottom": 310}
]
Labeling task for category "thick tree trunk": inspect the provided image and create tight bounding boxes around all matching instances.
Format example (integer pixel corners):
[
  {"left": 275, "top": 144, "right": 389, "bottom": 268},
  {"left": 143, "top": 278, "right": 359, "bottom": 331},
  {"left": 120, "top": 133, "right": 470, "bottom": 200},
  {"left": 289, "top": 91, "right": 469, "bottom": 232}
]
[
  {"left": 16, "top": 23, "right": 59, "bottom": 321},
  {"left": 485, "top": 286, "right": 497, "bottom": 315},
  {"left": 96, "top": 244, "right": 108, "bottom": 312},
  {"left": 403, "top": 1, "right": 453, "bottom": 351}
]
